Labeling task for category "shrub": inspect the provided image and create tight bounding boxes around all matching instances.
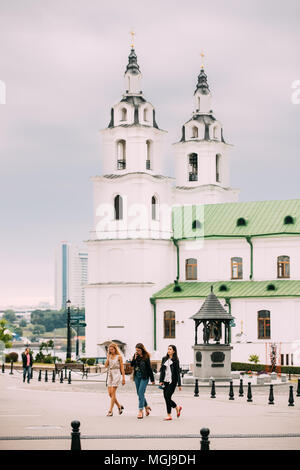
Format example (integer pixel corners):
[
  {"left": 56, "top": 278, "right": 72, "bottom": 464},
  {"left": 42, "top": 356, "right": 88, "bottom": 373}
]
[
  {"left": 86, "top": 358, "right": 96, "bottom": 366},
  {"left": 231, "top": 362, "right": 300, "bottom": 374},
  {"left": 5, "top": 352, "right": 18, "bottom": 363},
  {"left": 80, "top": 357, "right": 87, "bottom": 364},
  {"left": 249, "top": 354, "right": 260, "bottom": 364}
]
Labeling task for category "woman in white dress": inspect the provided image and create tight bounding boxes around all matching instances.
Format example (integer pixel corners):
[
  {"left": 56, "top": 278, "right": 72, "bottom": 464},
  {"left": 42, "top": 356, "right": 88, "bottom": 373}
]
[{"left": 105, "top": 343, "right": 125, "bottom": 416}]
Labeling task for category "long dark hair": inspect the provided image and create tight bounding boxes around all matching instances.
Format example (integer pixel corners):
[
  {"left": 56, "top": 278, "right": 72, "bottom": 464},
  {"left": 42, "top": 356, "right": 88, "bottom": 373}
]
[
  {"left": 135, "top": 343, "right": 150, "bottom": 360},
  {"left": 166, "top": 344, "right": 179, "bottom": 361}
]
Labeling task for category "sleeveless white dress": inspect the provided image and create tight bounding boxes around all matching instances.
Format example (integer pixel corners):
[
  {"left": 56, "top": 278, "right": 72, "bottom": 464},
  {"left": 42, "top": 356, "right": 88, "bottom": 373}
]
[{"left": 107, "top": 355, "right": 121, "bottom": 387}]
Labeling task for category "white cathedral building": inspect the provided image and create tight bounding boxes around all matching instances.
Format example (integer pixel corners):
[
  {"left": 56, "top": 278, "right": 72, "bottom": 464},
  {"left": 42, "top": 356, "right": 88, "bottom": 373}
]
[{"left": 85, "top": 47, "right": 300, "bottom": 367}]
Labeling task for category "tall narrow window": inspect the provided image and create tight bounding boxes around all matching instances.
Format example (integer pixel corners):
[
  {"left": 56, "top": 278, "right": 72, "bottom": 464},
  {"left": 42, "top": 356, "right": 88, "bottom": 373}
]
[
  {"left": 164, "top": 311, "right": 175, "bottom": 338},
  {"left": 151, "top": 195, "right": 158, "bottom": 220},
  {"left": 143, "top": 108, "right": 148, "bottom": 121},
  {"left": 213, "top": 126, "right": 218, "bottom": 139},
  {"left": 186, "top": 258, "right": 197, "bottom": 280},
  {"left": 258, "top": 310, "right": 270, "bottom": 339},
  {"left": 192, "top": 126, "right": 198, "bottom": 138},
  {"left": 277, "top": 255, "right": 290, "bottom": 278},
  {"left": 197, "top": 96, "right": 200, "bottom": 110},
  {"left": 188, "top": 153, "right": 198, "bottom": 181},
  {"left": 231, "top": 257, "right": 243, "bottom": 279},
  {"left": 114, "top": 195, "right": 123, "bottom": 220},
  {"left": 146, "top": 140, "right": 152, "bottom": 169},
  {"left": 216, "top": 154, "right": 221, "bottom": 182},
  {"left": 120, "top": 108, "right": 127, "bottom": 121},
  {"left": 117, "top": 140, "right": 126, "bottom": 169}
]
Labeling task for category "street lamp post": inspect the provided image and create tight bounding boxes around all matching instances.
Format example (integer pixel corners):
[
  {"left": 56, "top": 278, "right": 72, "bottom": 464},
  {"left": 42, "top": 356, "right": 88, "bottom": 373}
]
[{"left": 66, "top": 299, "right": 72, "bottom": 360}]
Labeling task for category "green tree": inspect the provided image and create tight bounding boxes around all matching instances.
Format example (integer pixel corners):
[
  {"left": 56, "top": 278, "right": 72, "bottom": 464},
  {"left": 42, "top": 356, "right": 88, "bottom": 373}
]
[
  {"left": 19, "top": 319, "right": 27, "bottom": 328},
  {"left": 33, "top": 325, "right": 46, "bottom": 335},
  {"left": 3, "top": 310, "right": 17, "bottom": 323},
  {"left": 0, "top": 319, "right": 13, "bottom": 347}
]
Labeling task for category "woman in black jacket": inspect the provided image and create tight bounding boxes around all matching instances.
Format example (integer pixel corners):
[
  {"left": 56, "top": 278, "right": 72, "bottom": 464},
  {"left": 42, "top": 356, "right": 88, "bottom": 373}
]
[
  {"left": 159, "top": 345, "right": 182, "bottom": 421},
  {"left": 131, "top": 343, "right": 155, "bottom": 419}
]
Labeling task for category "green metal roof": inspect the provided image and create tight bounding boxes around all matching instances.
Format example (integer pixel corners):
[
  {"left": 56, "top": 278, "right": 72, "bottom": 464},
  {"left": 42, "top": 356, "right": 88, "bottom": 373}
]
[
  {"left": 152, "top": 280, "right": 300, "bottom": 299},
  {"left": 172, "top": 199, "right": 300, "bottom": 239}
]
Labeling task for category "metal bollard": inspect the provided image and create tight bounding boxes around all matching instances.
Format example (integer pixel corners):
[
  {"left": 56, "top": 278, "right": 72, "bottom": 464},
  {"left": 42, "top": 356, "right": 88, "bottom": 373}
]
[
  {"left": 2, "top": 363, "right": 5, "bottom": 373},
  {"left": 71, "top": 421, "right": 81, "bottom": 450},
  {"left": 9, "top": 361, "right": 13, "bottom": 375},
  {"left": 229, "top": 381, "right": 234, "bottom": 400},
  {"left": 68, "top": 370, "right": 71, "bottom": 384},
  {"left": 194, "top": 378, "right": 199, "bottom": 397},
  {"left": 60, "top": 370, "right": 64, "bottom": 383},
  {"left": 38, "top": 370, "right": 42, "bottom": 381},
  {"left": 268, "top": 384, "right": 274, "bottom": 405},
  {"left": 247, "top": 382, "right": 253, "bottom": 402},
  {"left": 200, "top": 428, "right": 210, "bottom": 451},
  {"left": 296, "top": 379, "right": 300, "bottom": 397},
  {"left": 239, "top": 378, "right": 244, "bottom": 397},
  {"left": 31, "top": 368, "right": 33, "bottom": 379},
  {"left": 288, "top": 385, "right": 294, "bottom": 407},
  {"left": 52, "top": 370, "right": 56, "bottom": 383},
  {"left": 45, "top": 370, "right": 48, "bottom": 382},
  {"left": 210, "top": 379, "right": 216, "bottom": 398}
]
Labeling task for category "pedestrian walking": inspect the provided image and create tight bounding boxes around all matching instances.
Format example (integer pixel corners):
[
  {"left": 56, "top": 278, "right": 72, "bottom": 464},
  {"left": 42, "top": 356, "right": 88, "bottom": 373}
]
[
  {"left": 105, "top": 343, "right": 125, "bottom": 417},
  {"left": 22, "top": 347, "right": 33, "bottom": 384},
  {"left": 159, "top": 345, "right": 182, "bottom": 421},
  {"left": 131, "top": 343, "right": 155, "bottom": 419}
]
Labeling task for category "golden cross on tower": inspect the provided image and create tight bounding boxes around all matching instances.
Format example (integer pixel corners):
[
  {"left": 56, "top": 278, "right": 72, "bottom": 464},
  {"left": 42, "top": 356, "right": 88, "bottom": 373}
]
[
  {"left": 130, "top": 30, "right": 135, "bottom": 48},
  {"left": 200, "top": 52, "right": 205, "bottom": 69}
]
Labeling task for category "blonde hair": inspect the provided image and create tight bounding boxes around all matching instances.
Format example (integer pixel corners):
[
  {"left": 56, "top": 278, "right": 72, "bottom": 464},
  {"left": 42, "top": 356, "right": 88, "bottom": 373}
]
[{"left": 108, "top": 342, "right": 121, "bottom": 356}]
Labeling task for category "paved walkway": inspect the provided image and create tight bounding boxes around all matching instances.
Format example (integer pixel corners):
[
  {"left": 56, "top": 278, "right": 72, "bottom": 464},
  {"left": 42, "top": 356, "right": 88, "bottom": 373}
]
[{"left": 0, "top": 372, "right": 299, "bottom": 450}]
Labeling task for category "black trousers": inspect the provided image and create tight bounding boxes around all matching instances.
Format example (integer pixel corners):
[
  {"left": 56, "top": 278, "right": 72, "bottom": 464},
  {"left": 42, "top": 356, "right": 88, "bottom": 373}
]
[{"left": 163, "top": 381, "right": 177, "bottom": 414}]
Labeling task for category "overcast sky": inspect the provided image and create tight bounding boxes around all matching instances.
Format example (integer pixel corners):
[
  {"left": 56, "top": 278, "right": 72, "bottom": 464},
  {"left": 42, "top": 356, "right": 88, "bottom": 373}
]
[{"left": 0, "top": 0, "right": 299, "bottom": 307}]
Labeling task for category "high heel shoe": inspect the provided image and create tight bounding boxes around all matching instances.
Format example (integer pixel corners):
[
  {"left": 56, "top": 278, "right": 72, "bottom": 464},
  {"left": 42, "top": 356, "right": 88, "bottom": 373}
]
[
  {"left": 145, "top": 406, "right": 151, "bottom": 416},
  {"left": 106, "top": 411, "right": 113, "bottom": 417},
  {"left": 118, "top": 405, "right": 124, "bottom": 415},
  {"left": 137, "top": 411, "right": 143, "bottom": 419},
  {"left": 176, "top": 406, "right": 182, "bottom": 418}
]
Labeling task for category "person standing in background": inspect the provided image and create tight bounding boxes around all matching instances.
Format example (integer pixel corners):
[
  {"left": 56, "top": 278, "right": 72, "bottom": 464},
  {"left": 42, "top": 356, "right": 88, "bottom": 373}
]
[{"left": 22, "top": 347, "right": 33, "bottom": 384}]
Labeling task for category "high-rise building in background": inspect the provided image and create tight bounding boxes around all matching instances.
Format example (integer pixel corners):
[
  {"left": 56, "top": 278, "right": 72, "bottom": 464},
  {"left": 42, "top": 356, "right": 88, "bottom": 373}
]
[{"left": 55, "top": 242, "right": 88, "bottom": 310}]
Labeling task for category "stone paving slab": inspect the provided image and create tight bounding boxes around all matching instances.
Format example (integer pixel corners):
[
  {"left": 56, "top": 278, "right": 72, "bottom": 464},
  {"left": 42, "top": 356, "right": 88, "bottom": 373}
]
[{"left": 1, "top": 373, "right": 300, "bottom": 450}]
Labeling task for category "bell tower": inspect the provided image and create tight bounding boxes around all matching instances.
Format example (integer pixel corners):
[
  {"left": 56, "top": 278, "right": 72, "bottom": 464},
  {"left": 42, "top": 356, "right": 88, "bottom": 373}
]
[{"left": 173, "top": 55, "right": 239, "bottom": 204}]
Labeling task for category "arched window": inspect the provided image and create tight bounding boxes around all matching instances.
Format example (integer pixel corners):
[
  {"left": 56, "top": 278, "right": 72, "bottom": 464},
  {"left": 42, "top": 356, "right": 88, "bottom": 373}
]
[
  {"left": 164, "top": 311, "right": 175, "bottom": 338},
  {"left": 117, "top": 140, "right": 126, "bottom": 169},
  {"left": 277, "top": 255, "right": 290, "bottom": 278},
  {"left": 186, "top": 258, "right": 197, "bottom": 280},
  {"left": 143, "top": 108, "right": 149, "bottom": 121},
  {"left": 188, "top": 153, "right": 198, "bottom": 181},
  {"left": 231, "top": 257, "right": 243, "bottom": 279},
  {"left": 146, "top": 140, "right": 152, "bottom": 169},
  {"left": 120, "top": 108, "right": 127, "bottom": 121},
  {"left": 151, "top": 195, "right": 158, "bottom": 220},
  {"left": 216, "top": 154, "right": 221, "bottom": 182},
  {"left": 114, "top": 195, "right": 123, "bottom": 220},
  {"left": 197, "top": 96, "right": 201, "bottom": 110},
  {"left": 258, "top": 310, "right": 270, "bottom": 339},
  {"left": 192, "top": 126, "right": 198, "bottom": 138}
]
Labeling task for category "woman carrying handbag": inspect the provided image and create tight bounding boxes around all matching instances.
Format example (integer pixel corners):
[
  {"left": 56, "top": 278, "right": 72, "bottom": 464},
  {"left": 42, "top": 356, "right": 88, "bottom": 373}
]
[
  {"left": 131, "top": 343, "right": 155, "bottom": 419},
  {"left": 159, "top": 345, "right": 182, "bottom": 421}
]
